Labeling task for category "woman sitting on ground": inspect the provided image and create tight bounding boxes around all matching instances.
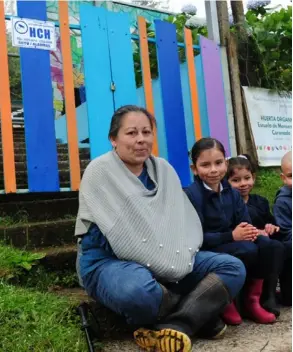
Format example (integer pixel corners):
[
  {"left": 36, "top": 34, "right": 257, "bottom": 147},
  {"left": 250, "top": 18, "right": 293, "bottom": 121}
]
[{"left": 75, "top": 105, "right": 246, "bottom": 352}]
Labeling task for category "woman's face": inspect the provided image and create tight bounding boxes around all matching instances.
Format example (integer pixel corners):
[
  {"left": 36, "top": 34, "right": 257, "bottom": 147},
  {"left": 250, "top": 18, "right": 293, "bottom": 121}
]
[{"left": 110, "top": 111, "right": 154, "bottom": 168}]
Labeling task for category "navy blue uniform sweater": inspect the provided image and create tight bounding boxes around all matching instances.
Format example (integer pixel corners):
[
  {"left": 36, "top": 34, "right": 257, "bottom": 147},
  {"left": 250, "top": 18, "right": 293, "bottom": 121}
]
[
  {"left": 246, "top": 194, "right": 275, "bottom": 230},
  {"left": 273, "top": 186, "right": 292, "bottom": 242},
  {"left": 184, "top": 177, "right": 251, "bottom": 250}
]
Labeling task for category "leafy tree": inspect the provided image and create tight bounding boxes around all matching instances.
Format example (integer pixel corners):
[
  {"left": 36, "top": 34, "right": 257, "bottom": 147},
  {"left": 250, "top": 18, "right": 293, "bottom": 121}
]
[
  {"left": 241, "top": 5, "right": 292, "bottom": 92},
  {"left": 133, "top": 3, "right": 292, "bottom": 93}
]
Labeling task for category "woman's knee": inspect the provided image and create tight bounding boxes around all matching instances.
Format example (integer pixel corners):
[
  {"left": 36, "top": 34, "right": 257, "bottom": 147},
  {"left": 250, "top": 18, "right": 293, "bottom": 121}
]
[
  {"left": 214, "top": 254, "right": 246, "bottom": 298},
  {"left": 98, "top": 266, "right": 163, "bottom": 324},
  {"left": 83, "top": 261, "right": 163, "bottom": 325},
  {"left": 115, "top": 279, "right": 163, "bottom": 325}
]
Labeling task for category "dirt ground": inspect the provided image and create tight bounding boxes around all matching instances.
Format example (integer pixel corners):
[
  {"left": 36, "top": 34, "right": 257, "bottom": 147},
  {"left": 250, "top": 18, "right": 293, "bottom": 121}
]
[{"left": 101, "top": 307, "right": 292, "bottom": 352}]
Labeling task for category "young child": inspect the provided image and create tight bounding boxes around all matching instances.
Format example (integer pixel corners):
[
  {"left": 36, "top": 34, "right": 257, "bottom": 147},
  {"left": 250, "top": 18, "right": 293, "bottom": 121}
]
[
  {"left": 226, "top": 155, "right": 284, "bottom": 316},
  {"left": 273, "top": 151, "right": 292, "bottom": 306},
  {"left": 185, "top": 137, "right": 284, "bottom": 325}
]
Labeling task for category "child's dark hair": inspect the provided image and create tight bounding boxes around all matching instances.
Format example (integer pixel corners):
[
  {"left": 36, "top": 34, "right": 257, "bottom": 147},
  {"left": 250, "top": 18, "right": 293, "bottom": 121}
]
[
  {"left": 226, "top": 154, "right": 256, "bottom": 179},
  {"left": 190, "top": 138, "right": 226, "bottom": 165}
]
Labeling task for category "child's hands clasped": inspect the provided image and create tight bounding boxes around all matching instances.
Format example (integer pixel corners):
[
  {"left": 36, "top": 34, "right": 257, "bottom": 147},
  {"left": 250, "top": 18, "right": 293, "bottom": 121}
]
[
  {"left": 232, "top": 222, "right": 259, "bottom": 241},
  {"left": 264, "top": 223, "right": 280, "bottom": 236}
]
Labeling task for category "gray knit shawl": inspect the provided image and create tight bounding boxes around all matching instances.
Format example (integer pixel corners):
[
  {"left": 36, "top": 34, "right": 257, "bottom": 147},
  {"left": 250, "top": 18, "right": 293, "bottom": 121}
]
[{"left": 75, "top": 151, "right": 203, "bottom": 282}]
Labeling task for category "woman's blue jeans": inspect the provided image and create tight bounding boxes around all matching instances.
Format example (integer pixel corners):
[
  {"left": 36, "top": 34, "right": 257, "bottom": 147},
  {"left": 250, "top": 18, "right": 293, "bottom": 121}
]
[{"left": 82, "top": 251, "right": 246, "bottom": 325}]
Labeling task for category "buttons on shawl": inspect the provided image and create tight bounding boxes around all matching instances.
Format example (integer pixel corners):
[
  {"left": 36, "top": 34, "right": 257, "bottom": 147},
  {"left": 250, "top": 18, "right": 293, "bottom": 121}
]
[
  {"left": 142, "top": 238, "right": 147, "bottom": 243},
  {"left": 189, "top": 247, "right": 192, "bottom": 251},
  {"left": 196, "top": 249, "right": 199, "bottom": 253},
  {"left": 171, "top": 266, "right": 175, "bottom": 269},
  {"left": 147, "top": 263, "right": 151, "bottom": 268},
  {"left": 189, "top": 263, "right": 192, "bottom": 267},
  {"left": 159, "top": 244, "right": 163, "bottom": 248},
  {"left": 176, "top": 250, "right": 180, "bottom": 254}
]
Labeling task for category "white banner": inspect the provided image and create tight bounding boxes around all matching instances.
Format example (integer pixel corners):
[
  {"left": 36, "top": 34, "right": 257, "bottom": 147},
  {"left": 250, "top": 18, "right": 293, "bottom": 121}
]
[
  {"left": 12, "top": 17, "right": 56, "bottom": 51},
  {"left": 242, "top": 87, "right": 292, "bottom": 167}
]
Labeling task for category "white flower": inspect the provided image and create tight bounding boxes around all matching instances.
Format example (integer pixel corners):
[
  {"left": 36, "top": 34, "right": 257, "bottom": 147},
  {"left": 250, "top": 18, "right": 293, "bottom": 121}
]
[
  {"left": 181, "top": 3, "right": 197, "bottom": 15},
  {"left": 247, "top": 0, "right": 271, "bottom": 10},
  {"left": 185, "top": 15, "right": 200, "bottom": 28}
]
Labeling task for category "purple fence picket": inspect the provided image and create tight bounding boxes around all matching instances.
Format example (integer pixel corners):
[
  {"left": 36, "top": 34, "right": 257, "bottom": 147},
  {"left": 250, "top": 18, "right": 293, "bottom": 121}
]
[{"left": 200, "top": 36, "right": 230, "bottom": 154}]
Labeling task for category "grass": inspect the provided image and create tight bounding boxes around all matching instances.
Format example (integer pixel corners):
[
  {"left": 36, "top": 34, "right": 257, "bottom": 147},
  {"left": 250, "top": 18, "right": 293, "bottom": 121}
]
[
  {"left": 0, "top": 282, "right": 87, "bottom": 352},
  {"left": 22, "top": 266, "right": 79, "bottom": 291},
  {"left": 0, "top": 212, "right": 29, "bottom": 226},
  {"left": 0, "top": 245, "right": 88, "bottom": 351},
  {"left": 0, "top": 213, "right": 75, "bottom": 227},
  {"left": 253, "top": 168, "right": 283, "bottom": 206},
  {"left": 0, "top": 244, "right": 79, "bottom": 290},
  {"left": 0, "top": 243, "right": 45, "bottom": 281}
]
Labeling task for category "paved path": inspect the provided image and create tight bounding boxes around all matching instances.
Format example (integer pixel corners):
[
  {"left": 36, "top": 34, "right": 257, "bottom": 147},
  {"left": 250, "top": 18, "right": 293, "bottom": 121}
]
[{"left": 101, "top": 307, "right": 291, "bottom": 352}]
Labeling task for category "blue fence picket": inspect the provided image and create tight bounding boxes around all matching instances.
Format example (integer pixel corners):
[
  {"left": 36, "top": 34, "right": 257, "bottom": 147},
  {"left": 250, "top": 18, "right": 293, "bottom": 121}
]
[
  {"left": 17, "top": 0, "right": 59, "bottom": 192},
  {"left": 155, "top": 20, "right": 190, "bottom": 186},
  {"left": 106, "top": 11, "right": 137, "bottom": 109},
  {"left": 80, "top": 5, "right": 114, "bottom": 159}
]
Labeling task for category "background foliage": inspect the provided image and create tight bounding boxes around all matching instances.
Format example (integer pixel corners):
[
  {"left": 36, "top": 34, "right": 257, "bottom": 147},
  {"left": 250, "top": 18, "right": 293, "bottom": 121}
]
[
  {"left": 133, "top": 3, "right": 292, "bottom": 92},
  {"left": 236, "top": 4, "right": 292, "bottom": 93}
]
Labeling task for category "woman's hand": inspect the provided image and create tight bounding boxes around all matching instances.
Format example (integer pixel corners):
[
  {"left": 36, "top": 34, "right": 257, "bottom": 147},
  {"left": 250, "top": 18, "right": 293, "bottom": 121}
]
[
  {"left": 264, "top": 223, "right": 280, "bottom": 236},
  {"left": 232, "top": 222, "right": 259, "bottom": 242}
]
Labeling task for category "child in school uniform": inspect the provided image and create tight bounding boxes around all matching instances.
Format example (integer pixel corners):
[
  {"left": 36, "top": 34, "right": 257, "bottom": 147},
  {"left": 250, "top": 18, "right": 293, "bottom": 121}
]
[
  {"left": 273, "top": 151, "right": 292, "bottom": 306},
  {"left": 185, "top": 138, "right": 285, "bottom": 325},
  {"left": 226, "top": 154, "right": 284, "bottom": 317}
]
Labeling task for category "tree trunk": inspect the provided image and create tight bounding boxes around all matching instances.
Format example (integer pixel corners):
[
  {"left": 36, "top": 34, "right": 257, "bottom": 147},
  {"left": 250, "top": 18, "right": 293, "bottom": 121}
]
[
  {"left": 217, "top": 1, "right": 248, "bottom": 154},
  {"left": 230, "top": 0, "right": 246, "bottom": 36},
  {"left": 216, "top": 1, "right": 230, "bottom": 46},
  {"left": 230, "top": 0, "right": 259, "bottom": 87}
]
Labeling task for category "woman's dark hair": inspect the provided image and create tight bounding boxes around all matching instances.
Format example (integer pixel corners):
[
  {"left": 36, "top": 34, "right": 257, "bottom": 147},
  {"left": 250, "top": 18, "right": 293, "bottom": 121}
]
[
  {"left": 190, "top": 137, "right": 226, "bottom": 165},
  {"left": 226, "top": 154, "right": 256, "bottom": 179},
  {"left": 108, "top": 105, "right": 156, "bottom": 139}
]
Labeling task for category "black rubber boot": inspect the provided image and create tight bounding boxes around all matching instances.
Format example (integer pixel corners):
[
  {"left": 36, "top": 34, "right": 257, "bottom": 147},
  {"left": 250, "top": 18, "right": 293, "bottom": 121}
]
[
  {"left": 197, "top": 317, "right": 227, "bottom": 339},
  {"left": 157, "top": 284, "right": 181, "bottom": 319},
  {"left": 261, "top": 276, "right": 280, "bottom": 317},
  {"left": 261, "top": 240, "right": 285, "bottom": 317},
  {"left": 134, "top": 274, "right": 230, "bottom": 352},
  {"left": 280, "top": 269, "right": 292, "bottom": 306},
  {"left": 155, "top": 273, "right": 230, "bottom": 337},
  {"left": 134, "top": 284, "right": 191, "bottom": 352}
]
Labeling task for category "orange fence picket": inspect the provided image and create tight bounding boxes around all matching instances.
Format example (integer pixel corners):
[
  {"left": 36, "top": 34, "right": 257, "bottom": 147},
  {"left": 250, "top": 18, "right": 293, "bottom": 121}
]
[
  {"left": 184, "top": 27, "right": 202, "bottom": 141},
  {"left": 0, "top": 1, "right": 16, "bottom": 193},
  {"left": 138, "top": 16, "right": 158, "bottom": 156},
  {"left": 58, "top": 0, "right": 81, "bottom": 190}
]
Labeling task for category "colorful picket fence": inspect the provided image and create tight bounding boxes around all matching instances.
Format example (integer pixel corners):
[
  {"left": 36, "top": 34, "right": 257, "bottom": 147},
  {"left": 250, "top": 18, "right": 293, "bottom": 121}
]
[{"left": 0, "top": 0, "right": 230, "bottom": 194}]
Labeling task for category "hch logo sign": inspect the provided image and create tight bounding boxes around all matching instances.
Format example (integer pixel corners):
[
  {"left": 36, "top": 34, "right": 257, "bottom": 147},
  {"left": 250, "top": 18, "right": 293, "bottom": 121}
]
[
  {"left": 29, "top": 27, "right": 51, "bottom": 40},
  {"left": 12, "top": 18, "right": 56, "bottom": 51}
]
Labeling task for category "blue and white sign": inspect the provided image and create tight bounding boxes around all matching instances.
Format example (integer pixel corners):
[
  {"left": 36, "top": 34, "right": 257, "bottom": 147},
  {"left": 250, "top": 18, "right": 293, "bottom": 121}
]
[{"left": 12, "top": 17, "right": 56, "bottom": 51}]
